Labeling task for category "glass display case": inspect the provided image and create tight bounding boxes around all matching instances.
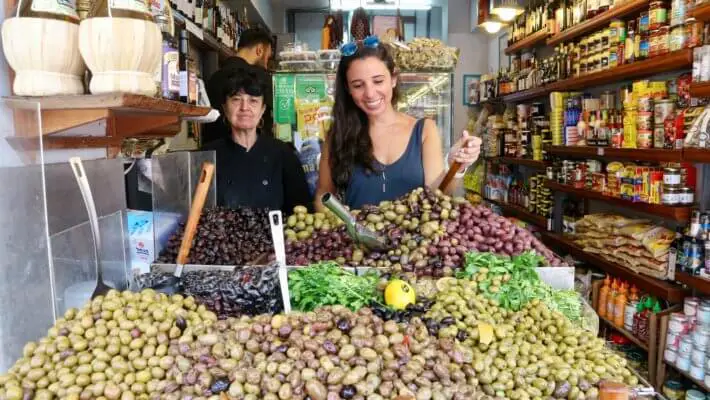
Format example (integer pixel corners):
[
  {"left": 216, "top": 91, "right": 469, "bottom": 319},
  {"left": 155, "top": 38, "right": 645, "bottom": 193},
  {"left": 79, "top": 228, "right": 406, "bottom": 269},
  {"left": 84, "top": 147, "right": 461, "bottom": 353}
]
[{"left": 272, "top": 72, "right": 454, "bottom": 194}]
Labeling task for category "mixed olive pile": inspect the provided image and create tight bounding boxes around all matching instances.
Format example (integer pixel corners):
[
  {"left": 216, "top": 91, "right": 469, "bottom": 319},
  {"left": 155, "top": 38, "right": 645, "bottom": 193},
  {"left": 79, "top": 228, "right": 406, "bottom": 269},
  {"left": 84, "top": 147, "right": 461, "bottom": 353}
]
[
  {"left": 157, "top": 208, "right": 273, "bottom": 265},
  {"left": 423, "top": 278, "right": 638, "bottom": 399},
  {"left": 287, "top": 188, "right": 561, "bottom": 276},
  {"left": 285, "top": 206, "right": 344, "bottom": 241}
]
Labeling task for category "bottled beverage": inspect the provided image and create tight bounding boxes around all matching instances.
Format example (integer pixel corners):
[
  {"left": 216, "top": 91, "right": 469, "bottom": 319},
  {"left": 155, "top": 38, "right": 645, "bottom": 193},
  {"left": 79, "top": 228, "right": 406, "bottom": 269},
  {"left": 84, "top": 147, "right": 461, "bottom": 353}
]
[
  {"left": 15, "top": 0, "right": 80, "bottom": 21},
  {"left": 88, "top": 0, "right": 153, "bottom": 20},
  {"left": 179, "top": 29, "right": 189, "bottom": 103},
  {"left": 606, "top": 279, "right": 619, "bottom": 319},
  {"left": 598, "top": 276, "right": 611, "bottom": 318},
  {"left": 156, "top": 10, "right": 179, "bottom": 100},
  {"left": 614, "top": 281, "right": 627, "bottom": 327}
]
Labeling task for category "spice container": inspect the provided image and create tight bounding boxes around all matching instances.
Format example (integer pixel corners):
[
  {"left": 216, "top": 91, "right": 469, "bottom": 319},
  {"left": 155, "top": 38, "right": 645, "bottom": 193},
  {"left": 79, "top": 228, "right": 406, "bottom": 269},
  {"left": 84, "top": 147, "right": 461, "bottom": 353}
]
[
  {"left": 677, "top": 353, "right": 691, "bottom": 371},
  {"left": 690, "top": 358, "right": 705, "bottom": 380},
  {"left": 681, "top": 335, "right": 695, "bottom": 356},
  {"left": 650, "top": 0, "right": 669, "bottom": 30},
  {"left": 680, "top": 187, "right": 695, "bottom": 205}
]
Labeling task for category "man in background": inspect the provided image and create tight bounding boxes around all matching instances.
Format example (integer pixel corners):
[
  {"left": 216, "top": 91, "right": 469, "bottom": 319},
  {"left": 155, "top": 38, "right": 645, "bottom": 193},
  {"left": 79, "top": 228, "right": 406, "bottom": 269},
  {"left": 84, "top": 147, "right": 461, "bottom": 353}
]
[{"left": 203, "top": 28, "right": 274, "bottom": 146}]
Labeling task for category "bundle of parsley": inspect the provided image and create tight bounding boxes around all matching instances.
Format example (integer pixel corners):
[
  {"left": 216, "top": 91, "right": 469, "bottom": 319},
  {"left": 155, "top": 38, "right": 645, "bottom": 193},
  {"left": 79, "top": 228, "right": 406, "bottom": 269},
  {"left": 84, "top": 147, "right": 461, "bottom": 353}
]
[{"left": 288, "top": 262, "right": 380, "bottom": 312}]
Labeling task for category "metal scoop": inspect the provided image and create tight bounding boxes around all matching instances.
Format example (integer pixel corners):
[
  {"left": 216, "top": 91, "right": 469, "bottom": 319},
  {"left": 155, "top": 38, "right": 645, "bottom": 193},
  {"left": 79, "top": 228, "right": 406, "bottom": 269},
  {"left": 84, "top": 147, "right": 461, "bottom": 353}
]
[{"left": 321, "top": 193, "right": 391, "bottom": 252}]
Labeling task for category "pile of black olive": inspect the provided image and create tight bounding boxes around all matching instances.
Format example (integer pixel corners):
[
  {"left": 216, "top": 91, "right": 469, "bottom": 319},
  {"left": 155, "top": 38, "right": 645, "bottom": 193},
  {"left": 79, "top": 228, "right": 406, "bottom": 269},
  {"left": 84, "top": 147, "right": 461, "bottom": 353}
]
[
  {"left": 157, "top": 207, "right": 273, "bottom": 265},
  {"left": 369, "top": 298, "right": 433, "bottom": 323}
]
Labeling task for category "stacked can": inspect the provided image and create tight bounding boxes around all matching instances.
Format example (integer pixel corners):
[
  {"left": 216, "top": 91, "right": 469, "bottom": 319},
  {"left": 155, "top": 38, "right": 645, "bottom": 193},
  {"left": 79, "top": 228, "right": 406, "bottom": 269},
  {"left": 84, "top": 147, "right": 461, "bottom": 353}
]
[
  {"left": 528, "top": 174, "right": 553, "bottom": 218},
  {"left": 665, "top": 298, "right": 710, "bottom": 387},
  {"left": 654, "top": 99, "right": 676, "bottom": 148},
  {"left": 550, "top": 92, "right": 566, "bottom": 146}
]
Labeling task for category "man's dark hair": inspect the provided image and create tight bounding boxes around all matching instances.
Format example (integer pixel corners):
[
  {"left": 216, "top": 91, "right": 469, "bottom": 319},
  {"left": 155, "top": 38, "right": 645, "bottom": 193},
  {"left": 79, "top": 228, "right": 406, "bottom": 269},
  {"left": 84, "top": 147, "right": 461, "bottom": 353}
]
[{"left": 238, "top": 29, "right": 274, "bottom": 50}]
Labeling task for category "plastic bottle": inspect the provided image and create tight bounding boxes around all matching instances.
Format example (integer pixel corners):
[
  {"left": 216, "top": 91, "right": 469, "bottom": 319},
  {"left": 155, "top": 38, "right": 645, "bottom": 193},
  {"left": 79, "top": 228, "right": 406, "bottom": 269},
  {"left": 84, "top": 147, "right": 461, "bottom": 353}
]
[
  {"left": 624, "top": 285, "right": 639, "bottom": 331},
  {"left": 606, "top": 279, "right": 619, "bottom": 320},
  {"left": 598, "top": 276, "right": 611, "bottom": 318},
  {"left": 614, "top": 281, "right": 628, "bottom": 327}
]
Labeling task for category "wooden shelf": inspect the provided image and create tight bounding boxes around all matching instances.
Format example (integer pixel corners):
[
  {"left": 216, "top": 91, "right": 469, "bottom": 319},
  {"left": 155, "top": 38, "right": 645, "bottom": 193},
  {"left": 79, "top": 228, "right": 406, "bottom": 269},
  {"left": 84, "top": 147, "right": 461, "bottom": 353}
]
[
  {"left": 547, "top": 145, "right": 684, "bottom": 162},
  {"left": 547, "top": 0, "right": 651, "bottom": 46},
  {"left": 683, "top": 147, "right": 710, "bottom": 163},
  {"left": 500, "top": 50, "right": 692, "bottom": 104},
  {"left": 486, "top": 198, "right": 548, "bottom": 229},
  {"left": 173, "top": 9, "right": 238, "bottom": 60},
  {"left": 6, "top": 93, "right": 209, "bottom": 155},
  {"left": 488, "top": 156, "right": 548, "bottom": 169},
  {"left": 599, "top": 315, "right": 649, "bottom": 351},
  {"left": 689, "top": 2, "right": 710, "bottom": 21},
  {"left": 676, "top": 271, "right": 710, "bottom": 295},
  {"left": 541, "top": 232, "right": 687, "bottom": 302},
  {"left": 689, "top": 82, "right": 710, "bottom": 98},
  {"left": 544, "top": 180, "right": 693, "bottom": 221},
  {"left": 665, "top": 361, "right": 710, "bottom": 391},
  {"left": 505, "top": 30, "right": 549, "bottom": 55}
]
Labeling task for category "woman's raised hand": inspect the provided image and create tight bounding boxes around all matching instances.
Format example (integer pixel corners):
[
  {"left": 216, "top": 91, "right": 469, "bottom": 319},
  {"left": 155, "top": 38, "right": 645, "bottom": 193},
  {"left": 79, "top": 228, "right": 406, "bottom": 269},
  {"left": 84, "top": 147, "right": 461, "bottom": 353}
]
[{"left": 448, "top": 130, "right": 482, "bottom": 172}]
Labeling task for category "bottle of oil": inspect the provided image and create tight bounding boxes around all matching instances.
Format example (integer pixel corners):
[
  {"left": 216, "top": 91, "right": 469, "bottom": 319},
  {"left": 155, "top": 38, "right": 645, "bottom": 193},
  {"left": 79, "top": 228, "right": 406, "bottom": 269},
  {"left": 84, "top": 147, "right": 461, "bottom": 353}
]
[
  {"left": 13, "top": 0, "right": 79, "bottom": 21},
  {"left": 88, "top": 0, "right": 153, "bottom": 20}
]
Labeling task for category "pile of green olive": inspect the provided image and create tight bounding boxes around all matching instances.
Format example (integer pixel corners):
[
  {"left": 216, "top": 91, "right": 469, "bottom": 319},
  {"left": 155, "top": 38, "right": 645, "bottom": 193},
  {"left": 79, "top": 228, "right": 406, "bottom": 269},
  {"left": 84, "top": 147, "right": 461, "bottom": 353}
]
[
  {"left": 424, "top": 279, "right": 638, "bottom": 399},
  {"left": 284, "top": 206, "right": 343, "bottom": 241}
]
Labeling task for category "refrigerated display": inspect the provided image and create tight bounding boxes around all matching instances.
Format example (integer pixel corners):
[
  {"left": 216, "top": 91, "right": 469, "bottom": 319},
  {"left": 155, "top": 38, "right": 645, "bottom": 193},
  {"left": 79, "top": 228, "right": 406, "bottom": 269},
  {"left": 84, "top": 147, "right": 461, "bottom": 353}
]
[{"left": 272, "top": 72, "right": 454, "bottom": 195}]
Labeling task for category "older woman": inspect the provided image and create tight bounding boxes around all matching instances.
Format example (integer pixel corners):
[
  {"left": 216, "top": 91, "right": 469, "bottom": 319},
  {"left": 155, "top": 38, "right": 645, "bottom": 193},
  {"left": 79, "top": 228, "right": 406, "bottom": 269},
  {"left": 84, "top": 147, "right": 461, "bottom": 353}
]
[{"left": 203, "top": 68, "right": 313, "bottom": 213}]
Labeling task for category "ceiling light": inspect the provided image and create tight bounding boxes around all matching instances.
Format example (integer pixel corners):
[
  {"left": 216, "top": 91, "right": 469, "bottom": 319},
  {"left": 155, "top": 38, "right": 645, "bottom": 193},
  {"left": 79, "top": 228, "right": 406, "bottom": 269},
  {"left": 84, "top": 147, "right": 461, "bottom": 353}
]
[
  {"left": 331, "top": 0, "right": 432, "bottom": 11},
  {"left": 480, "top": 20, "right": 503, "bottom": 33},
  {"left": 490, "top": 0, "right": 523, "bottom": 21}
]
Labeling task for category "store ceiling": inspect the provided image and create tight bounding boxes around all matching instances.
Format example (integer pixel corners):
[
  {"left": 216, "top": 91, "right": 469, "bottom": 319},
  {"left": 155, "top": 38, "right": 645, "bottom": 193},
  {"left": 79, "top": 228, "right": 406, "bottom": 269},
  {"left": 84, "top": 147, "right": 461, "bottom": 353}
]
[{"left": 273, "top": 0, "right": 447, "bottom": 10}]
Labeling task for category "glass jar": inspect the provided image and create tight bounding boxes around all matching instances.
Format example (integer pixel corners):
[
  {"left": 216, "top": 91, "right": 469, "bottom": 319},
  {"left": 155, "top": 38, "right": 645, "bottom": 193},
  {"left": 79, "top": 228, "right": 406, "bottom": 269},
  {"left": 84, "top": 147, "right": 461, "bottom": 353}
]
[
  {"left": 681, "top": 335, "right": 694, "bottom": 356},
  {"left": 663, "top": 186, "right": 681, "bottom": 205},
  {"left": 664, "top": 167, "right": 682, "bottom": 185},
  {"left": 670, "top": 25, "right": 687, "bottom": 51},
  {"left": 639, "top": 32, "right": 651, "bottom": 59},
  {"left": 640, "top": 11, "right": 650, "bottom": 34},
  {"left": 650, "top": 29, "right": 660, "bottom": 57},
  {"left": 657, "top": 26, "right": 670, "bottom": 55},
  {"left": 663, "top": 380, "right": 684, "bottom": 400},
  {"left": 650, "top": 0, "right": 669, "bottom": 30},
  {"left": 670, "top": 0, "right": 687, "bottom": 26},
  {"left": 686, "top": 17, "right": 704, "bottom": 48},
  {"left": 680, "top": 187, "right": 695, "bottom": 205}
]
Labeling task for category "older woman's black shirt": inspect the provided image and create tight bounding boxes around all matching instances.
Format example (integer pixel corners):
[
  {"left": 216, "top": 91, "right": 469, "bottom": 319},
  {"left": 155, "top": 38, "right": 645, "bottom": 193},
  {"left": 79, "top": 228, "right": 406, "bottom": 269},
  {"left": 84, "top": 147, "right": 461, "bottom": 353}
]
[{"left": 203, "top": 136, "right": 313, "bottom": 214}]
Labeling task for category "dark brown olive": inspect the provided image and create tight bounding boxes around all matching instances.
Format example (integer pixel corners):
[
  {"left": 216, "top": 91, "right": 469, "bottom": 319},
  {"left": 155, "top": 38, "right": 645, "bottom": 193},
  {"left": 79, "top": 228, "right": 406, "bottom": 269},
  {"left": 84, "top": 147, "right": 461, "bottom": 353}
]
[{"left": 340, "top": 385, "right": 357, "bottom": 399}]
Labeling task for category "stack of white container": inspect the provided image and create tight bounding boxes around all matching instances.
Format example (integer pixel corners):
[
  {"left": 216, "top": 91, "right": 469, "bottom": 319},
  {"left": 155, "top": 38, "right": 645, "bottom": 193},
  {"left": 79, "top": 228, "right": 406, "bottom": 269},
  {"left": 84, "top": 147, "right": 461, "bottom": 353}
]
[{"left": 664, "top": 297, "right": 710, "bottom": 387}]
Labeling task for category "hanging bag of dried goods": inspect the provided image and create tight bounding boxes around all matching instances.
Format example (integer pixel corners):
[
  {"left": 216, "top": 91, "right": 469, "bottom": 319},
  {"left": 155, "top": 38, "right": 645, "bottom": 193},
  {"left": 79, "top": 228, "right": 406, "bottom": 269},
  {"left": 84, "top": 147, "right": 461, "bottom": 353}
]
[{"left": 350, "top": 7, "right": 370, "bottom": 41}]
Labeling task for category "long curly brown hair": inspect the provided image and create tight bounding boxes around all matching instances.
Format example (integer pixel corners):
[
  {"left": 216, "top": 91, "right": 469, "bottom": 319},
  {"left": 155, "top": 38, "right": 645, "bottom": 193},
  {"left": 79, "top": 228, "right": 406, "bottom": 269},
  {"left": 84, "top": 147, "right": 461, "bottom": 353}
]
[{"left": 327, "top": 45, "right": 399, "bottom": 191}]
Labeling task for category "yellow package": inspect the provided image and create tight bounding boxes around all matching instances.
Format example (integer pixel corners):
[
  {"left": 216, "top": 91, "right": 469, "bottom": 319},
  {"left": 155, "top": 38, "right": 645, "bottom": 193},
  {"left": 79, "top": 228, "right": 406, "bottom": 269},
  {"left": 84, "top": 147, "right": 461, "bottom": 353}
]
[
  {"left": 317, "top": 102, "right": 333, "bottom": 140},
  {"left": 296, "top": 102, "right": 321, "bottom": 140}
]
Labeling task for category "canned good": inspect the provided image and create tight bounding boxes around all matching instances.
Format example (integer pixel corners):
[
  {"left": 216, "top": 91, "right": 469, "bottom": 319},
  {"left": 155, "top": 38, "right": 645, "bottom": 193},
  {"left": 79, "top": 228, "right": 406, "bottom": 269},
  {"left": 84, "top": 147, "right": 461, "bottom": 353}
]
[
  {"left": 677, "top": 354, "right": 691, "bottom": 371},
  {"left": 638, "top": 111, "right": 654, "bottom": 130},
  {"left": 670, "top": 25, "right": 686, "bottom": 51},
  {"left": 663, "top": 380, "right": 684, "bottom": 399},
  {"left": 665, "top": 347, "right": 678, "bottom": 362},
  {"left": 681, "top": 335, "right": 695, "bottom": 355},
  {"left": 655, "top": 99, "right": 676, "bottom": 123},
  {"left": 686, "top": 297, "right": 700, "bottom": 316},
  {"left": 691, "top": 358, "right": 705, "bottom": 380},
  {"left": 640, "top": 11, "right": 650, "bottom": 33},
  {"left": 694, "top": 326, "right": 710, "bottom": 349},
  {"left": 638, "top": 130, "right": 653, "bottom": 148},
  {"left": 680, "top": 187, "right": 695, "bottom": 205},
  {"left": 701, "top": 302, "right": 710, "bottom": 324},
  {"left": 662, "top": 186, "right": 681, "bottom": 205},
  {"left": 657, "top": 26, "right": 670, "bottom": 55},
  {"left": 654, "top": 126, "right": 666, "bottom": 148},
  {"left": 670, "top": 312, "right": 691, "bottom": 333},
  {"left": 639, "top": 96, "right": 654, "bottom": 111},
  {"left": 640, "top": 32, "right": 650, "bottom": 59},
  {"left": 664, "top": 167, "right": 682, "bottom": 185}
]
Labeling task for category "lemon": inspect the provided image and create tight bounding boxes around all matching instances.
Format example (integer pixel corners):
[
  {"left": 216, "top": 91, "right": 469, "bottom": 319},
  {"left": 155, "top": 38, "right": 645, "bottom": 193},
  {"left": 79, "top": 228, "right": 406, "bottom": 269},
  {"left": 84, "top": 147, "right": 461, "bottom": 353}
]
[{"left": 384, "top": 280, "right": 416, "bottom": 310}]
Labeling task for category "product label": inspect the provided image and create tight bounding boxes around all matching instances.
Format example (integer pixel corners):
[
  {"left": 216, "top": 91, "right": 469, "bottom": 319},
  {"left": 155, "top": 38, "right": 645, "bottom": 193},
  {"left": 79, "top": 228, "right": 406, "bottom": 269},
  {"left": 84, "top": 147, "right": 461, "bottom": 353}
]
[
  {"left": 109, "top": 0, "right": 150, "bottom": 14},
  {"left": 295, "top": 74, "right": 327, "bottom": 103},
  {"left": 273, "top": 74, "right": 296, "bottom": 124},
  {"left": 668, "top": 248, "right": 677, "bottom": 279},
  {"left": 162, "top": 47, "right": 179, "bottom": 99},
  {"left": 296, "top": 137, "right": 321, "bottom": 196},
  {"left": 179, "top": 70, "right": 188, "bottom": 97},
  {"left": 30, "top": 0, "right": 78, "bottom": 18}
]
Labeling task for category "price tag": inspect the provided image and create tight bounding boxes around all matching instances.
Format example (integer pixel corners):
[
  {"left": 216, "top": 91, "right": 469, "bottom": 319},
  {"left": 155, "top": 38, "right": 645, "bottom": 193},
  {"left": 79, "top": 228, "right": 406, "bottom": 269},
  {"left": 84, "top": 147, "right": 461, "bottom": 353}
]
[
  {"left": 186, "top": 19, "right": 203, "bottom": 41},
  {"left": 597, "top": 147, "right": 604, "bottom": 156}
]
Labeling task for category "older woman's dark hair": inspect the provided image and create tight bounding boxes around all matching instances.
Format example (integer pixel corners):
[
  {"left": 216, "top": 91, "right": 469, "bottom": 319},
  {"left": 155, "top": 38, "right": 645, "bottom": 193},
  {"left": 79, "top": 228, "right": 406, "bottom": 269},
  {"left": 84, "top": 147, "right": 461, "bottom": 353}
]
[
  {"left": 326, "top": 45, "right": 399, "bottom": 190},
  {"left": 220, "top": 67, "right": 268, "bottom": 106}
]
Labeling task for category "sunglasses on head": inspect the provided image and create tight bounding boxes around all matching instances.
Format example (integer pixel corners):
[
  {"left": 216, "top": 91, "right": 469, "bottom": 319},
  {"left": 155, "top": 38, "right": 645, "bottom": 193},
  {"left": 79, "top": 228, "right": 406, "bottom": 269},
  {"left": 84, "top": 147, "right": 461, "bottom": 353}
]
[{"left": 340, "top": 35, "right": 380, "bottom": 57}]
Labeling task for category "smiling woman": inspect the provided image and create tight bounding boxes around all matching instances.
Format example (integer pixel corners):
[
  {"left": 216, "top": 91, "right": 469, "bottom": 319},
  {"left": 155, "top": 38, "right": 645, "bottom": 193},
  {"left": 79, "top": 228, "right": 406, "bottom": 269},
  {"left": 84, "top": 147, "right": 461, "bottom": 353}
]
[
  {"left": 202, "top": 68, "right": 313, "bottom": 214},
  {"left": 315, "top": 36, "right": 481, "bottom": 211}
]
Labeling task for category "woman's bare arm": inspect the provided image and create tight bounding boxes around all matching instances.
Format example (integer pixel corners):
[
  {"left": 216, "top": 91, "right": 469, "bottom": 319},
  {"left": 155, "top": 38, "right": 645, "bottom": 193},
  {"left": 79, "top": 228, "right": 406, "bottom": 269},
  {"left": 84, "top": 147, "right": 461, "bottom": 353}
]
[{"left": 421, "top": 119, "right": 460, "bottom": 195}]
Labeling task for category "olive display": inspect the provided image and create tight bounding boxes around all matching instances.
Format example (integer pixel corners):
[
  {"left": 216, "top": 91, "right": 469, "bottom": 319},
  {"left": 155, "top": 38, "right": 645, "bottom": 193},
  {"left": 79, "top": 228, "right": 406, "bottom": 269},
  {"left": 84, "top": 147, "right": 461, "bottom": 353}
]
[
  {"left": 0, "top": 289, "right": 215, "bottom": 400},
  {"left": 134, "top": 266, "right": 283, "bottom": 319},
  {"left": 285, "top": 206, "right": 343, "bottom": 241},
  {"left": 424, "top": 278, "right": 639, "bottom": 399},
  {"left": 157, "top": 207, "right": 273, "bottom": 265},
  {"left": 286, "top": 188, "right": 562, "bottom": 275},
  {"left": 160, "top": 305, "right": 479, "bottom": 400}
]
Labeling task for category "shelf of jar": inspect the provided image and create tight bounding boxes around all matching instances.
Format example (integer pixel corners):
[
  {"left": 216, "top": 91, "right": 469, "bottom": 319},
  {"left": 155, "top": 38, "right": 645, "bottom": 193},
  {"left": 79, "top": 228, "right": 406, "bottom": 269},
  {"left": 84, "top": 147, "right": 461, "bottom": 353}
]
[
  {"left": 547, "top": 145, "right": 684, "bottom": 162},
  {"left": 485, "top": 197, "right": 548, "bottom": 229},
  {"left": 500, "top": 49, "right": 693, "bottom": 104},
  {"left": 547, "top": 0, "right": 651, "bottom": 46},
  {"left": 675, "top": 271, "right": 710, "bottom": 295},
  {"left": 486, "top": 156, "right": 548, "bottom": 169},
  {"left": 689, "top": 2, "right": 710, "bottom": 22},
  {"left": 505, "top": 30, "right": 550, "bottom": 55},
  {"left": 541, "top": 232, "right": 687, "bottom": 302}
]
